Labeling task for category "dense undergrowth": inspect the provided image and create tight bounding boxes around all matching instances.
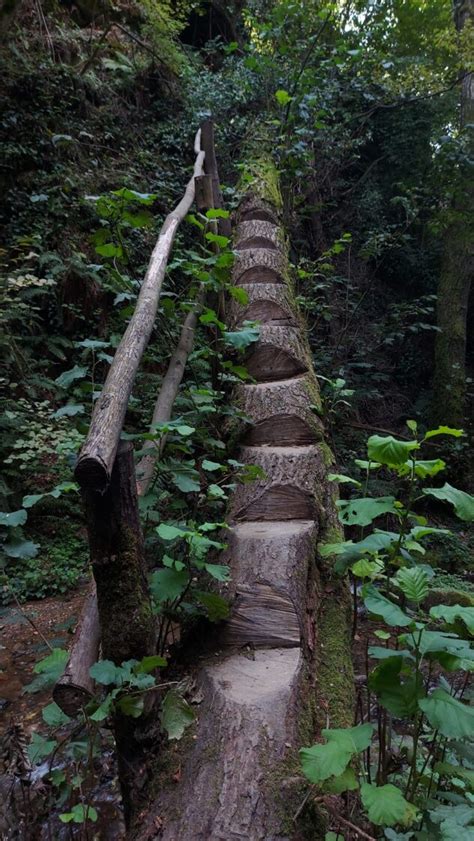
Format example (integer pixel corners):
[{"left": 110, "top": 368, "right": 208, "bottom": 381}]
[{"left": 1, "top": 0, "right": 473, "bottom": 839}]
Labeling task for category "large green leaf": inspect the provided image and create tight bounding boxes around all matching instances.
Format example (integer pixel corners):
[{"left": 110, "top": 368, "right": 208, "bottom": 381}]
[
  {"left": 362, "top": 585, "right": 413, "bottom": 627},
  {"left": 0, "top": 509, "right": 27, "bottom": 527},
  {"left": 423, "top": 483, "right": 474, "bottom": 522},
  {"left": 89, "top": 659, "right": 120, "bottom": 686},
  {"left": 419, "top": 689, "right": 474, "bottom": 738},
  {"left": 398, "top": 459, "right": 446, "bottom": 479},
  {"left": 428, "top": 803, "right": 474, "bottom": 841},
  {"left": 337, "top": 497, "right": 399, "bottom": 527},
  {"left": 156, "top": 523, "right": 188, "bottom": 541},
  {"left": 55, "top": 365, "right": 88, "bottom": 388},
  {"left": 360, "top": 783, "right": 417, "bottom": 827},
  {"left": 430, "top": 604, "right": 474, "bottom": 636},
  {"left": 369, "top": 657, "right": 424, "bottom": 717},
  {"left": 395, "top": 567, "right": 429, "bottom": 604},
  {"left": 367, "top": 435, "right": 419, "bottom": 467},
  {"left": 42, "top": 702, "right": 71, "bottom": 727},
  {"left": 300, "top": 724, "right": 374, "bottom": 783},
  {"left": 150, "top": 568, "right": 189, "bottom": 603},
  {"left": 160, "top": 690, "right": 195, "bottom": 740},
  {"left": 28, "top": 732, "right": 58, "bottom": 764},
  {"left": 223, "top": 325, "right": 260, "bottom": 350},
  {"left": 423, "top": 426, "right": 464, "bottom": 441},
  {"left": 24, "top": 648, "right": 68, "bottom": 694}
]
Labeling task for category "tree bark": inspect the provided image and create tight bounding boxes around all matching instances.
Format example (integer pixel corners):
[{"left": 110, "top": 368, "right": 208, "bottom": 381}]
[
  {"left": 432, "top": 0, "right": 473, "bottom": 426},
  {"left": 133, "top": 159, "right": 354, "bottom": 841},
  {"left": 53, "top": 586, "right": 100, "bottom": 715}
]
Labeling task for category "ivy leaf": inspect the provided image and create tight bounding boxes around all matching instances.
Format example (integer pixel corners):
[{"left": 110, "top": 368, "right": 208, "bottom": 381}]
[
  {"left": 300, "top": 724, "right": 374, "bottom": 783},
  {"left": 398, "top": 459, "right": 446, "bottom": 479},
  {"left": 201, "top": 459, "right": 222, "bottom": 472},
  {"left": 395, "top": 567, "right": 429, "bottom": 604},
  {"left": 430, "top": 604, "right": 474, "bottom": 635},
  {"left": 24, "top": 648, "right": 68, "bottom": 694},
  {"left": 28, "top": 732, "right": 57, "bottom": 764},
  {"left": 205, "top": 208, "right": 230, "bottom": 219},
  {"left": 352, "top": 558, "right": 384, "bottom": 579},
  {"left": 117, "top": 694, "right": 145, "bottom": 718},
  {"left": 419, "top": 689, "right": 474, "bottom": 738},
  {"left": 362, "top": 585, "right": 413, "bottom": 627},
  {"left": 150, "top": 568, "right": 189, "bottom": 603},
  {"left": 275, "top": 88, "right": 291, "bottom": 105},
  {"left": 337, "top": 497, "right": 399, "bottom": 527},
  {"left": 328, "top": 473, "right": 362, "bottom": 487},
  {"left": 423, "top": 483, "right": 474, "bottom": 522},
  {"left": 194, "top": 591, "right": 230, "bottom": 621},
  {"left": 223, "top": 325, "right": 260, "bottom": 350},
  {"left": 42, "top": 702, "right": 71, "bottom": 727},
  {"left": 423, "top": 426, "right": 464, "bottom": 441},
  {"left": 360, "top": 783, "right": 417, "bottom": 827},
  {"left": 89, "top": 660, "right": 119, "bottom": 686},
  {"left": 228, "top": 285, "right": 249, "bottom": 304},
  {"left": 55, "top": 365, "right": 88, "bottom": 389},
  {"left": 160, "top": 690, "right": 195, "bottom": 740},
  {"left": 169, "top": 462, "right": 201, "bottom": 493},
  {"left": 3, "top": 539, "right": 39, "bottom": 559},
  {"left": 89, "top": 693, "right": 115, "bottom": 722},
  {"left": 369, "top": 657, "right": 424, "bottom": 717},
  {"left": 367, "top": 435, "right": 419, "bottom": 467},
  {"left": 59, "top": 804, "right": 98, "bottom": 824},
  {"left": 323, "top": 767, "right": 359, "bottom": 794},
  {"left": 156, "top": 523, "right": 188, "bottom": 541},
  {"left": 204, "top": 563, "right": 230, "bottom": 582},
  {"left": 134, "top": 655, "right": 167, "bottom": 673},
  {"left": 0, "top": 509, "right": 27, "bottom": 527}
]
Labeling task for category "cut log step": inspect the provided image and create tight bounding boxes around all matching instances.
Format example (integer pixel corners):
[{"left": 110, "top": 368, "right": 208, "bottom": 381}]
[
  {"left": 223, "top": 520, "right": 318, "bottom": 648},
  {"left": 233, "top": 247, "right": 288, "bottom": 285},
  {"left": 235, "top": 220, "right": 283, "bottom": 252},
  {"left": 234, "top": 373, "right": 324, "bottom": 445},
  {"left": 227, "top": 282, "right": 298, "bottom": 328},
  {"left": 224, "top": 583, "right": 300, "bottom": 647},
  {"left": 137, "top": 648, "right": 302, "bottom": 841},
  {"left": 237, "top": 195, "right": 279, "bottom": 226},
  {"left": 230, "top": 444, "right": 327, "bottom": 522},
  {"left": 244, "top": 324, "right": 311, "bottom": 381}
]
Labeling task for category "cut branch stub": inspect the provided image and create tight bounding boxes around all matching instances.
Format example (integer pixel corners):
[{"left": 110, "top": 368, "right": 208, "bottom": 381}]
[
  {"left": 233, "top": 247, "right": 288, "bottom": 285},
  {"left": 244, "top": 324, "right": 311, "bottom": 381},
  {"left": 234, "top": 372, "right": 324, "bottom": 445},
  {"left": 235, "top": 220, "right": 283, "bottom": 252},
  {"left": 230, "top": 444, "right": 326, "bottom": 523}
]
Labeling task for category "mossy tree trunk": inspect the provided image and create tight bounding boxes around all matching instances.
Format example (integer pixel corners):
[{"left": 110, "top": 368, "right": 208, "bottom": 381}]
[
  {"left": 82, "top": 441, "right": 156, "bottom": 825},
  {"left": 133, "top": 157, "right": 354, "bottom": 841},
  {"left": 432, "top": 0, "right": 474, "bottom": 427}
]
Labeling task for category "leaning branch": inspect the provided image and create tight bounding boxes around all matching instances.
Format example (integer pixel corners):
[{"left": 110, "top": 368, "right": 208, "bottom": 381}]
[{"left": 74, "top": 130, "right": 205, "bottom": 492}]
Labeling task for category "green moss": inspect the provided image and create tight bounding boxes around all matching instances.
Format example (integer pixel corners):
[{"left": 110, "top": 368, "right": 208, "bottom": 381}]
[
  {"left": 315, "top": 570, "right": 355, "bottom": 731},
  {"left": 423, "top": 588, "right": 474, "bottom": 610},
  {"left": 238, "top": 156, "right": 283, "bottom": 210},
  {"left": 94, "top": 525, "right": 154, "bottom": 665}
]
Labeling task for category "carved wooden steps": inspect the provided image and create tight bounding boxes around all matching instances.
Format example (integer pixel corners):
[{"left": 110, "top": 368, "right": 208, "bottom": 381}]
[{"left": 138, "top": 185, "right": 343, "bottom": 841}]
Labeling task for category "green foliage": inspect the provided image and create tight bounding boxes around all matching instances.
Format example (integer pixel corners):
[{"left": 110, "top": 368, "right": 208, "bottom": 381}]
[{"left": 304, "top": 425, "right": 474, "bottom": 835}]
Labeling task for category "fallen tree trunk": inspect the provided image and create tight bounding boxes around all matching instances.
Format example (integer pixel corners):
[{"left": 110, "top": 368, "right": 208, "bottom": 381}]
[
  {"left": 75, "top": 129, "right": 205, "bottom": 492},
  {"left": 134, "top": 157, "right": 354, "bottom": 841}
]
